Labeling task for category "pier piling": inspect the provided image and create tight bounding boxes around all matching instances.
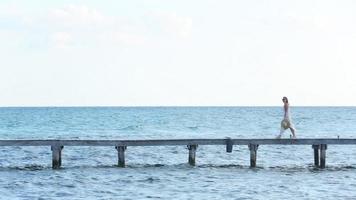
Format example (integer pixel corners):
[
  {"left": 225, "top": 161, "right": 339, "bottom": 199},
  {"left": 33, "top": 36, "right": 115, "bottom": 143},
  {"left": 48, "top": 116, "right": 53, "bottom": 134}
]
[
  {"left": 226, "top": 138, "right": 233, "bottom": 153},
  {"left": 188, "top": 144, "right": 198, "bottom": 166},
  {"left": 115, "top": 146, "right": 127, "bottom": 167},
  {"left": 248, "top": 144, "right": 259, "bottom": 167},
  {"left": 51, "top": 145, "right": 63, "bottom": 169},
  {"left": 312, "top": 144, "right": 320, "bottom": 167},
  {"left": 320, "top": 144, "right": 327, "bottom": 168}
]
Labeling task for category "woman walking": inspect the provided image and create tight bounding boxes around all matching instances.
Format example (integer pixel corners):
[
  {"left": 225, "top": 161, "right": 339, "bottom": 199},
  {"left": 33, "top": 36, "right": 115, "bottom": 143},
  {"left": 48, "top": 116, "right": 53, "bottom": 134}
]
[{"left": 276, "top": 97, "right": 296, "bottom": 139}]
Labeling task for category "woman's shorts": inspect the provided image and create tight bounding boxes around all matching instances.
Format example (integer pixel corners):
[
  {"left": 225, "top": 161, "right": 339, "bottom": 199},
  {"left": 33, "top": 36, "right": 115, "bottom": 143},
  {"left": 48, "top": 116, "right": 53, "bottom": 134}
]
[{"left": 281, "top": 119, "right": 295, "bottom": 129}]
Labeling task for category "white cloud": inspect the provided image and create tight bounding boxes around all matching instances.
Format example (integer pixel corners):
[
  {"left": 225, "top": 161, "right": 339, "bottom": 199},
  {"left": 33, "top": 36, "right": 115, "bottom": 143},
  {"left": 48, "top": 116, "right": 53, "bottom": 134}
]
[
  {"left": 0, "top": 3, "right": 33, "bottom": 27},
  {"left": 45, "top": 5, "right": 147, "bottom": 48},
  {"left": 147, "top": 11, "right": 193, "bottom": 38},
  {"left": 50, "top": 32, "right": 72, "bottom": 48},
  {"left": 99, "top": 31, "right": 145, "bottom": 46},
  {"left": 49, "top": 5, "right": 106, "bottom": 26},
  {"left": 45, "top": 5, "right": 195, "bottom": 48},
  {"left": 0, "top": 4, "right": 22, "bottom": 17},
  {"left": 1, "top": 4, "right": 192, "bottom": 49}
]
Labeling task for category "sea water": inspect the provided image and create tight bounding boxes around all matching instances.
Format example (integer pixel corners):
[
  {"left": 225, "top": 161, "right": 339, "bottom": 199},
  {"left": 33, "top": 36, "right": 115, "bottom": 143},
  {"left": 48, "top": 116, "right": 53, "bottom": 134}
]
[{"left": 0, "top": 107, "right": 355, "bottom": 199}]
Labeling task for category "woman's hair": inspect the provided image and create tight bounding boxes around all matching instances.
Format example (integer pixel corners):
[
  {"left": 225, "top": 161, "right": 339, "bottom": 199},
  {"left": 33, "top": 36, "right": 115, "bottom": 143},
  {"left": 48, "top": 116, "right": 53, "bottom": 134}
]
[{"left": 283, "top": 96, "right": 289, "bottom": 103}]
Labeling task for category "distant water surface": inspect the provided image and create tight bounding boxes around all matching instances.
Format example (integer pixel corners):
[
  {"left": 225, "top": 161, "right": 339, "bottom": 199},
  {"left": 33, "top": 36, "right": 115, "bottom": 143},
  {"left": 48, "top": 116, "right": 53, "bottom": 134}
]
[{"left": 0, "top": 107, "right": 356, "bottom": 199}]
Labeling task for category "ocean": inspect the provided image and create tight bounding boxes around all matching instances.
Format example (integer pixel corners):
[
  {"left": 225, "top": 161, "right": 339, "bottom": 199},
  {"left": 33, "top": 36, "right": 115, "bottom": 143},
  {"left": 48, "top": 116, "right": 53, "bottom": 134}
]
[{"left": 0, "top": 107, "right": 356, "bottom": 199}]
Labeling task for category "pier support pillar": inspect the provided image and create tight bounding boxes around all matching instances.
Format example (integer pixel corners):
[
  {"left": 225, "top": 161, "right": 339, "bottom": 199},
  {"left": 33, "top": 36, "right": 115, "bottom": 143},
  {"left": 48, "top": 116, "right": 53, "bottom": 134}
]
[
  {"left": 188, "top": 145, "right": 198, "bottom": 166},
  {"left": 115, "top": 146, "right": 127, "bottom": 167},
  {"left": 312, "top": 145, "right": 320, "bottom": 167},
  {"left": 226, "top": 137, "right": 233, "bottom": 153},
  {"left": 51, "top": 145, "right": 63, "bottom": 169},
  {"left": 248, "top": 144, "right": 259, "bottom": 167},
  {"left": 320, "top": 144, "right": 327, "bottom": 168}
]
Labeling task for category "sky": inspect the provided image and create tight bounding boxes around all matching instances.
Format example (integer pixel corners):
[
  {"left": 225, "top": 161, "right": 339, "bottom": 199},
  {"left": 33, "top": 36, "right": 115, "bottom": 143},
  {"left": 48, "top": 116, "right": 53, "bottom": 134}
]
[{"left": 1, "top": 0, "right": 356, "bottom": 106}]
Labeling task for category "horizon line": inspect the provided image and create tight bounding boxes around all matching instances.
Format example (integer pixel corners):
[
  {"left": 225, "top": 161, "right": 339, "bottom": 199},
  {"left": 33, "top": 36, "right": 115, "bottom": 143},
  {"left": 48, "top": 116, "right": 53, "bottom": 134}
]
[{"left": 0, "top": 105, "right": 355, "bottom": 108}]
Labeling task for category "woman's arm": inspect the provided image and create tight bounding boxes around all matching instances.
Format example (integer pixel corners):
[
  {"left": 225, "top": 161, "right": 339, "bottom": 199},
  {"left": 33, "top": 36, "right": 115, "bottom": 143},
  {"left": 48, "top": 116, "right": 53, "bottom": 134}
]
[{"left": 284, "top": 103, "right": 288, "bottom": 119}]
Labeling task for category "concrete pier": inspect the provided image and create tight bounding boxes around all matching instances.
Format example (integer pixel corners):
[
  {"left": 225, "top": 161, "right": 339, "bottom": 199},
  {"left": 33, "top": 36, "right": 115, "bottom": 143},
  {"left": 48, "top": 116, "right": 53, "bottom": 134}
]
[{"left": 0, "top": 138, "right": 352, "bottom": 169}]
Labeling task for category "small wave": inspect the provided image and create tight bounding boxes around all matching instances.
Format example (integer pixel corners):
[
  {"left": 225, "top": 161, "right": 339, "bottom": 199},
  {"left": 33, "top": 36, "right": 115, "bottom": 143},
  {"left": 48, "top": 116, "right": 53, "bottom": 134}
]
[
  {"left": 187, "top": 126, "right": 199, "bottom": 130},
  {"left": 3, "top": 164, "right": 48, "bottom": 171},
  {"left": 313, "top": 165, "right": 356, "bottom": 171},
  {"left": 126, "top": 163, "right": 166, "bottom": 168},
  {"left": 139, "top": 177, "right": 160, "bottom": 183},
  {"left": 126, "top": 163, "right": 189, "bottom": 169},
  {"left": 269, "top": 164, "right": 356, "bottom": 172},
  {"left": 0, "top": 163, "right": 355, "bottom": 172},
  {"left": 119, "top": 125, "right": 141, "bottom": 131},
  {"left": 145, "top": 196, "right": 162, "bottom": 199},
  {"left": 198, "top": 164, "right": 245, "bottom": 169}
]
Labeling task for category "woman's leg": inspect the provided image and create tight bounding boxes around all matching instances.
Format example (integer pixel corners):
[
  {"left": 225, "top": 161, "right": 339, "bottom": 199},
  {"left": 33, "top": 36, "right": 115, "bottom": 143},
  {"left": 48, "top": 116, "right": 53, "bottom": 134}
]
[
  {"left": 290, "top": 127, "right": 296, "bottom": 138},
  {"left": 276, "top": 127, "right": 286, "bottom": 139}
]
